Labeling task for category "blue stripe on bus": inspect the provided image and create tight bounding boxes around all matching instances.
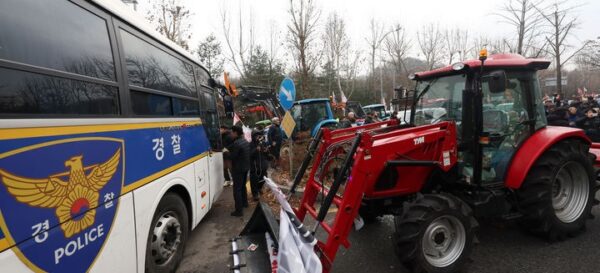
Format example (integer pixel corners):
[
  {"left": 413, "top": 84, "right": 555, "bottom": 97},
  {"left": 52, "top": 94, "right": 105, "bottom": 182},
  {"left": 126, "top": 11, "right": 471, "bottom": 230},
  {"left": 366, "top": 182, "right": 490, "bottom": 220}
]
[{"left": 0, "top": 123, "right": 211, "bottom": 190}]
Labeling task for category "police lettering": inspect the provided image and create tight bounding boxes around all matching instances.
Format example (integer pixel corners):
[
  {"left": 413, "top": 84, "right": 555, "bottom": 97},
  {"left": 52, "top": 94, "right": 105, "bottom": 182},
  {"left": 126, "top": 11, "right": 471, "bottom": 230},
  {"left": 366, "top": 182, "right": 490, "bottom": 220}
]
[{"left": 54, "top": 224, "right": 105, "bottom": 264}]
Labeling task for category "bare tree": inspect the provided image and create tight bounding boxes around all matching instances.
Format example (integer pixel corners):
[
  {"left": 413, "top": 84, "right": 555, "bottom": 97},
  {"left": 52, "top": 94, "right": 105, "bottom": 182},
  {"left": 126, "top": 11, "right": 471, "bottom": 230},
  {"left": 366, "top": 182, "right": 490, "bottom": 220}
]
[
  {"left": 323, "top": 12, "right": 349, "bottom": 95},
  {"left": 577, "top": 38, "right": 600, "bottom": 70},
  {"left": 146, "top": 0, "right": 192, "bottom": 50},
  {"left": 495, "top": 0, "right": 548, "bottom": 57},
  {"left": 535, "top": 1, "right": 590, "bottom": 95},
  {"left": 288, "top": 0, "right": 321, "bottom": 98},
  {"left": 343, "top": 49, "right": 363, "bottom": 98},
  {"left": 266, "top": 22, "right": 284, "bottom": 87},
  {"left": 384, "top": 24, "right": 411, "bottom": 80},
  {"left": 365, "top": 18, "right": 386, "bottom": 92},
  {"left": 417, "top": 23, "right": 444, "bottom": 70},
  {"left": 220, "top": 3, "right": 256, "bottom": 79},
  {"left": 444, "top": 27, "right": 470, "bottom": 64}
]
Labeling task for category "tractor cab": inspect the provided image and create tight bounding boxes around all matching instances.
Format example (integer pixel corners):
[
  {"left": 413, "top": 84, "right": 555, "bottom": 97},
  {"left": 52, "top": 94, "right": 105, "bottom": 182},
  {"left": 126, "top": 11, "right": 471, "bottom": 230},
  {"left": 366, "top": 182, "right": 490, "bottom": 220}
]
[
  {"left": 290, "top": 98, "right": 338, "bottom": 137},
  {"left": 408, "top": 53, "right": 550, "bottom": 185},
  {"left": 363, "top": 103, "right": 390, "bottom": 120}
]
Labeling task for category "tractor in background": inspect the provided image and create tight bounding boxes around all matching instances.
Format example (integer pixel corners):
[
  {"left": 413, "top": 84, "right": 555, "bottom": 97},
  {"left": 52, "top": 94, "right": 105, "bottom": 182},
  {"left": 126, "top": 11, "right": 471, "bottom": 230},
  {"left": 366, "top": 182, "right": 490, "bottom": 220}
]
[
  {"left": 290, "top": 98, "right": 339, "bottom": 137},
  {"left": 231, "top": 51, "right": 600, "bottom": 273},
  {"left": 363, "top": 103, "right": 391, "bottom": 120}
]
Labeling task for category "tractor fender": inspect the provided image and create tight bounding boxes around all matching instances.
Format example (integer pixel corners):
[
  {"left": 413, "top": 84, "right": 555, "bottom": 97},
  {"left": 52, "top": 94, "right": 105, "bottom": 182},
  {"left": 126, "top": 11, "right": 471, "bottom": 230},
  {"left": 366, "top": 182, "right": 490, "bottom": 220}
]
[
  {"left": 504, "top": 126, "right": 590, "bottom": 189},
  {"left": 311, "top": 119, "right": 338, "bottom": 137}
]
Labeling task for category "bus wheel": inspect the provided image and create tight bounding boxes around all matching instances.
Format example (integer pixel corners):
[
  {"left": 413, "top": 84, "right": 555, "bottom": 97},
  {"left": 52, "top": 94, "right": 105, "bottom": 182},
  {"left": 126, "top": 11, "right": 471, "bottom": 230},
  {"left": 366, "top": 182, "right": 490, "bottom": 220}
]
[{"left": 146, "top": 193, "right": 189, "bottom": 273}]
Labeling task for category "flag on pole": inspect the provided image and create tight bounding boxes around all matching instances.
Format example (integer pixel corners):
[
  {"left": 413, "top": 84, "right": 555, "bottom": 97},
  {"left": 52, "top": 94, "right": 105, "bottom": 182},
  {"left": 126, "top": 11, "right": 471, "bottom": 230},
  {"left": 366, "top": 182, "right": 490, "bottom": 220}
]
[
  {"left": 223, "top": 72, "right": 239, "bottom": 97},
  {"left": 233, "top": 113, "right": 242, "bottom": 125},
  {"left": 340, "top": 90, "right": 348, "bottom": 103}
]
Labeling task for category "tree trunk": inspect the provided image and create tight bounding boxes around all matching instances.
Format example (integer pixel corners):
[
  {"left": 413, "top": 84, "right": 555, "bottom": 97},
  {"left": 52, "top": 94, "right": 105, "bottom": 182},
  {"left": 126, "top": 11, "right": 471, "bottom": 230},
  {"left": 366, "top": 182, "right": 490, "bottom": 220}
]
[{"left": 554, "top": 10, "right": 562, "bottom": 95}]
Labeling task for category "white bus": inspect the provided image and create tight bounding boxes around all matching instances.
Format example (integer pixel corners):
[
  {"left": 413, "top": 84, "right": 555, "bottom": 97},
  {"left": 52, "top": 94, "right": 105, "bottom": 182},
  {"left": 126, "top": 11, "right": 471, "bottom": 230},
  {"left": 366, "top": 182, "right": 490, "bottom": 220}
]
[{"left": 0, "top": 0, "right": 224, "bottom": 272}]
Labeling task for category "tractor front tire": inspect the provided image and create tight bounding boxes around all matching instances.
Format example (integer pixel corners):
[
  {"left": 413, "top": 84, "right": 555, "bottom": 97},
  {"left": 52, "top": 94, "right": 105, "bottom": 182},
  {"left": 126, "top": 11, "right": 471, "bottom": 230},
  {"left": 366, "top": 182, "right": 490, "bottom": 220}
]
[
  {"left": 517, "top": 139, "right": 597, "bottom": 241},
  {"left": 393, "top": 194, "right": 478, "bottom": 273}
]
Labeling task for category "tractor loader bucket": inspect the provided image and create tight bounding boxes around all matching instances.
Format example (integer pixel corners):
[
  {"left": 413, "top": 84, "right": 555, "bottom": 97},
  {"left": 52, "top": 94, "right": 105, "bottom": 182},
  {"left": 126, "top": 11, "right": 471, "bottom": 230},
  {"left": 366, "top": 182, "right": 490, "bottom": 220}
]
[
  {"left": 230, "top": 178, "right": 323, "bottom": 273},
  {"left": 230, "top": 202, "right": 279, "bottom": 273}
]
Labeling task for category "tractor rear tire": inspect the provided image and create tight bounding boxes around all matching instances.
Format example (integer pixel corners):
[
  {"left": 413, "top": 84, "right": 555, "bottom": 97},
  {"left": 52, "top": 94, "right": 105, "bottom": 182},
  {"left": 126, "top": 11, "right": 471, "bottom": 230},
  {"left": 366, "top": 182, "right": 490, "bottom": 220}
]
[
  {"left": 517, "top": 139, "right": 597, "bottom": 241},
  {"left": 393, "top": 193, "right": 478, "bottom": 273}
]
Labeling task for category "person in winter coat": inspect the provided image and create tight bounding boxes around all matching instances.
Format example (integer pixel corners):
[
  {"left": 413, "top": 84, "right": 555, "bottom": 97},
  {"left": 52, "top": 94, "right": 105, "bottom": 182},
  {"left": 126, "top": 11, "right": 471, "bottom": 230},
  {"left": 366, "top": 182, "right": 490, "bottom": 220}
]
[
  {"left": 249, "top": 129, "right": 269, "bottom": 201},
  {"left": 228, "top": 125, "right": 251, "bottom": 217},
  {"left": 547, "top": 106, "right": 570, "bottom": 127},
  {"left": 267, "top": 117, "right": 283, "bottom": 168},
  {"left": 339, "top": 112, "right": 356, "bottom": 128},
  {"left": 576, "top": 108, "right": 600, "bottom": 142},
  {"left": 220, "top": 126, "right": 233, "bottom": 186}
]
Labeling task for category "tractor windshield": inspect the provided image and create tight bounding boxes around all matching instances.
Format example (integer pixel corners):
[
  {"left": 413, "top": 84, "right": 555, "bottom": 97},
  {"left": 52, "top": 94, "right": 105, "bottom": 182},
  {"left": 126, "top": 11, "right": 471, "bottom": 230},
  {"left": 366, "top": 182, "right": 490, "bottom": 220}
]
[{"left": 414, "top": 74, "right": 466, "bottom": 126}]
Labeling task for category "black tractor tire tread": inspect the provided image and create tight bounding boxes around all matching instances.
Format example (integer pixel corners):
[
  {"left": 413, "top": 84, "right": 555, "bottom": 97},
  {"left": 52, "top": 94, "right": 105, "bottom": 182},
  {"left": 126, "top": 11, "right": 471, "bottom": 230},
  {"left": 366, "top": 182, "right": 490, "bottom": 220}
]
[
  {"left": 393, "top": 193, "right": 478, "bottom": 273},
  {"left": 517, "top": 139, "right": 597, "bottom": 241}
]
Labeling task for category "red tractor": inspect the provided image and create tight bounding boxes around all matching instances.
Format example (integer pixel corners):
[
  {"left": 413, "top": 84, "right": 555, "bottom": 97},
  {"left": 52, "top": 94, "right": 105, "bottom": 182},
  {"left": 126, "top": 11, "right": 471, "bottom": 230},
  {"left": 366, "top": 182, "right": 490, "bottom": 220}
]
[{"left": 232, "top": 52, "right": 600, "bottom": 273}]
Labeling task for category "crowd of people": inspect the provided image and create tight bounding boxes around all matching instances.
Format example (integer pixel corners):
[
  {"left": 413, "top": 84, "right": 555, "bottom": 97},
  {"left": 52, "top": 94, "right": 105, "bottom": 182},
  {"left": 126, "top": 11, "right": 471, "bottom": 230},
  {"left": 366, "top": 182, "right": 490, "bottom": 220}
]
[
  {"left": 220, "top": 118, "right": 282, "bottom": 217},
  {"left": 546, "top": 95, "right": 600, "bottom": 141}
]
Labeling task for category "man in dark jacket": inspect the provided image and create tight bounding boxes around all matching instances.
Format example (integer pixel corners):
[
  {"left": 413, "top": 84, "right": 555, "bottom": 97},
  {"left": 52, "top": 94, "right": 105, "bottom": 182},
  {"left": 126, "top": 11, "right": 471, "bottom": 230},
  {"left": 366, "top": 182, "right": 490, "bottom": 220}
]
[
  {"left": 228, "top": 125, "right": 250, "bottom": 217},
  {"left": 268, "top": 117, "right": 283, "bottom": 168},
  {"left": 339, "top": 112, "right": 356, "bottom": 128},
  {"left": 220, "top": 126, "right": 233, "bottom": 186},
  {"left": 576, "top": 108, "right": 600, "bottom": 142},
  {"left": 249, "top": 128, "right": 269, "bottom": 200},
  {"left": 547, "top": 106, "right": 570, "bottom": 127}
]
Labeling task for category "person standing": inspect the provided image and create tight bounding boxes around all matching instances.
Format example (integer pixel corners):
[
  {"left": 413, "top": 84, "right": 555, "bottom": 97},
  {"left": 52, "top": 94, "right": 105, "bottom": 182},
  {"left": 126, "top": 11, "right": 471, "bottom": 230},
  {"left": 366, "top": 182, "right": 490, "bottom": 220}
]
[
  {"left": 249, "top": 128, "right": 269, "bottom": 201},
  {"left": 268, "top": 117, "right": 283, "bottom": 168},
  {"left": 228, "top": 125, "right": 250, "bottom": 217},
  {"left": 220, "top": 126, "right": 233, "bottom": 186},
  {"left": 339, "top": 112, "right": 356, "bottom": 128}
]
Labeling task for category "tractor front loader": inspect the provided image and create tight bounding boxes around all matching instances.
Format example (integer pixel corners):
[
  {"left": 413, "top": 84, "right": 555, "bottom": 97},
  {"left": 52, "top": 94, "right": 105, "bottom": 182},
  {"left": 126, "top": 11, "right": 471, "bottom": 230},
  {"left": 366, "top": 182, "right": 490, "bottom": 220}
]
[{"left": 230, "top": 52, "right": 600, "bottom": 273}]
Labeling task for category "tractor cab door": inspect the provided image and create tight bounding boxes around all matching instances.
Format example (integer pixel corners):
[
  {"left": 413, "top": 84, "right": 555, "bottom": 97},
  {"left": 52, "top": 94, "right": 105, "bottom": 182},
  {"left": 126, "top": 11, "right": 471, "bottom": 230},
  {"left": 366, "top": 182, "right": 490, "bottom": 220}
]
[{"left": 478, "top": 70, "right": 547, "bottom": 183}]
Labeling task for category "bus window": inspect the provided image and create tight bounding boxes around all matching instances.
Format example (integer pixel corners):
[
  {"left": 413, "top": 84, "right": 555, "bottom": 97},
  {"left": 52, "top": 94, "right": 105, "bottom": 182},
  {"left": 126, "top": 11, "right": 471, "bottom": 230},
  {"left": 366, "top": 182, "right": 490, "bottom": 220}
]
[
  {"left": 0, "top": 68, "right": 119, "bottom": 115},
  {"left": 200, "top": 90, "right": 222, "bottom": 150},
  {"left": 0, "top": 0, "right": 115, "bottom": 81},
  {"left": 174, "top": 98, "right": 200, "bottom": 116},
  {"left": 120, "top": 30, "right": 196, "bottom": 97},
  {"left": 130, "top": 91, "right": 172, "bottom": 116}
]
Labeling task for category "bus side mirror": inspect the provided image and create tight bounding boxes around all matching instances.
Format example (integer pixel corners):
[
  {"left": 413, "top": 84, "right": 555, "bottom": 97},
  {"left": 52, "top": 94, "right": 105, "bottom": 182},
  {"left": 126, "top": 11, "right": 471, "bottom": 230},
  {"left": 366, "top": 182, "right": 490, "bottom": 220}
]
[
  {"left": 208, "top": 78, "right": 217, "bottom": 88},
  {"left": 485, "top": 70, "right": 507, "bottom": 94}
]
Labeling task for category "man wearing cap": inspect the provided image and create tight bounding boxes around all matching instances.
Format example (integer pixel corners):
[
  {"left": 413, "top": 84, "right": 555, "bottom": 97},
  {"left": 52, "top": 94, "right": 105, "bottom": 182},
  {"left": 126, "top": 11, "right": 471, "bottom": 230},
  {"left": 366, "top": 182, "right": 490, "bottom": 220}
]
[{"left": 268, "top": 117, "right": 283, "bottom": 168}]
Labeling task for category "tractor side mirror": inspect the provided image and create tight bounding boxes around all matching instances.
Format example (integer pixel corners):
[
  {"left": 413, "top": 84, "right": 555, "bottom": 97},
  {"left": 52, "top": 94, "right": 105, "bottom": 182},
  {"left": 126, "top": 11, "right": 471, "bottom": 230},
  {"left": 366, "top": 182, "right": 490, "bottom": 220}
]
[{"left": 484, "top": 70, "right": 507, "bottom": 94}]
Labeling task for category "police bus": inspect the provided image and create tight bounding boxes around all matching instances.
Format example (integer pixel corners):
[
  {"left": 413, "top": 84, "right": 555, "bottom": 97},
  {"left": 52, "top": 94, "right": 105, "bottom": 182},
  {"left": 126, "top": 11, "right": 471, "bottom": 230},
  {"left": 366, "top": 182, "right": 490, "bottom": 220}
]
[{"left": 0, "top": 0, "right": 224, "bottom": 272}]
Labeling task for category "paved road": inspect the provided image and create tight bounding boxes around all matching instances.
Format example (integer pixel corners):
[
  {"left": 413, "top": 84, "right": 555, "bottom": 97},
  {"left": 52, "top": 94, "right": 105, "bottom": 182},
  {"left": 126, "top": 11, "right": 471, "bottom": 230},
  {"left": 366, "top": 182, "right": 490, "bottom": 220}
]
[{"left": 179, "top": 188, "right": 600, "bottom": 273}]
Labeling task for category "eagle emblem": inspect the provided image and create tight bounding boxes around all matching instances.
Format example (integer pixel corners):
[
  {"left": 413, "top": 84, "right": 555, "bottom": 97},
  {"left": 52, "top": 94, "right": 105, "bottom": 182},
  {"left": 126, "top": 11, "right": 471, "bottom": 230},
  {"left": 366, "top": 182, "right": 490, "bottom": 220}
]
[{"left": 0, "top": 148, "right": 121, "bottom": 238}]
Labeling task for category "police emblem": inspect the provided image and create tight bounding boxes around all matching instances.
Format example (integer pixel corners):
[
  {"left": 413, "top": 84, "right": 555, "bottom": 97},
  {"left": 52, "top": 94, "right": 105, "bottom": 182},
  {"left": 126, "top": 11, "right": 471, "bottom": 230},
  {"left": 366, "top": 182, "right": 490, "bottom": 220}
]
[{"left": 0, "top": 137, "right": 124, "bottom": 273}]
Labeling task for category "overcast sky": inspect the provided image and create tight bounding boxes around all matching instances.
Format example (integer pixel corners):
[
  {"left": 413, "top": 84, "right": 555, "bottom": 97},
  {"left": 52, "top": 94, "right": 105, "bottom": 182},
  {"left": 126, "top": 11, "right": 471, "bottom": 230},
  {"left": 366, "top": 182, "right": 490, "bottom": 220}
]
[{"left": 133, "top": 0, "right": 599, "bottom": 74}]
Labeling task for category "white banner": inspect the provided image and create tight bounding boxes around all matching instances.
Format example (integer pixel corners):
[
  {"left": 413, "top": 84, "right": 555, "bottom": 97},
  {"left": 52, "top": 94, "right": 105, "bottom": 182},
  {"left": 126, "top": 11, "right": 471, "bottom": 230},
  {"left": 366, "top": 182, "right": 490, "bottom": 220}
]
[{"left": 264, "top": 178, "right": 322, "bottom": 273}]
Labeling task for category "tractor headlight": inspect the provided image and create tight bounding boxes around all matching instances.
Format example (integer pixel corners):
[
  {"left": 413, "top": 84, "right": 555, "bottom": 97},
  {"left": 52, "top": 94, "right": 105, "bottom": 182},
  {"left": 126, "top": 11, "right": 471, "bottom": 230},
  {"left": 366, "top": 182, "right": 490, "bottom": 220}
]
[{"left": 452, "top": 62, "right": 465, "bottom": 71}]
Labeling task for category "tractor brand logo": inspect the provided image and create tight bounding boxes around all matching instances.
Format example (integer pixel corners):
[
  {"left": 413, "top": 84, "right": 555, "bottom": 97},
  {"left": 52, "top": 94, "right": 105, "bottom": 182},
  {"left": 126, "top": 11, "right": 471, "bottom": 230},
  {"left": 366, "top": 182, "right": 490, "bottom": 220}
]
[
  {"left": 413, "top": 136, "right": 425, "bottom": 145},
  {"left": 0, "top": 138, "right": 124, "bottom": 272}
]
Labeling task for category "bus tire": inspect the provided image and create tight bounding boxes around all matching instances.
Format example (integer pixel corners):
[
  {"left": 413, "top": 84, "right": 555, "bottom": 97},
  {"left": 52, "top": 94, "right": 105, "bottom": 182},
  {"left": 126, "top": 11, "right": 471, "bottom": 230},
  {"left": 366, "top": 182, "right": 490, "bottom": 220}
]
[{"left": 145, "top": 193, "right": 190, "bottom": 273}]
